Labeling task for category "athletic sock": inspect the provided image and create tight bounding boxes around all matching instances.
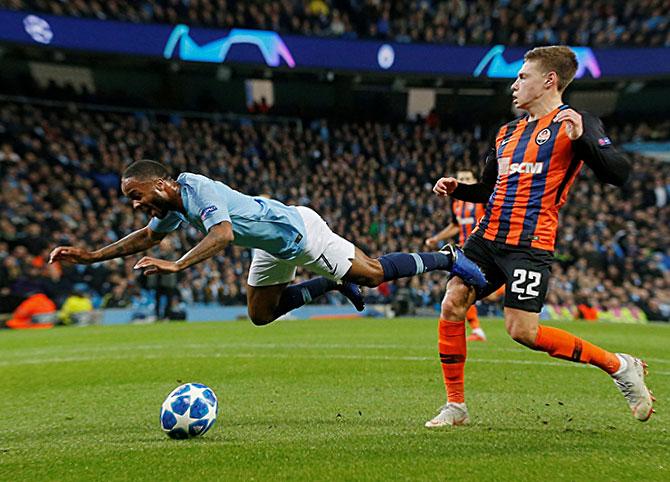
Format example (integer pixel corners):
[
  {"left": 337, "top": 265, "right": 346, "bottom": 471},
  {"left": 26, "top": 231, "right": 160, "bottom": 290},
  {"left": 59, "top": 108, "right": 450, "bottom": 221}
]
[
  {"left": 438, "top": 319, "right": 467, "bottom": 403},
  {"left": 272, "top": 277, "right": 339, "bottom": 319},
  {"left": 533, "top": 325, "right": 621, "bottom": 374},
  {"left": 378, "top": 252, "right": 452, "bottom": 282},
  {"left": 465, "top": 304, "right": 480, "bottom": 330}
]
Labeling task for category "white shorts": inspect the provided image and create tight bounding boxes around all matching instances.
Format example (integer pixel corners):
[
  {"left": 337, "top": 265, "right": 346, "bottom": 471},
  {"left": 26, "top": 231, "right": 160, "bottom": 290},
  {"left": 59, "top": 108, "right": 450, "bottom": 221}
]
[{"left": 247, "top": 206, "right": 356, "bottom": 287}]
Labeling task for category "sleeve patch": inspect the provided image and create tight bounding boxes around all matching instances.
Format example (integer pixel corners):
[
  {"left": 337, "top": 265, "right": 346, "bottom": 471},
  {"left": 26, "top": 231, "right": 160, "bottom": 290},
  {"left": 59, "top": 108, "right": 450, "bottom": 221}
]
[
  {"left": 598, "top": 137, "right": 612, "bottom": 147},
  {"left": 200, "top": 205, "right": 218, "bottom": 221}
]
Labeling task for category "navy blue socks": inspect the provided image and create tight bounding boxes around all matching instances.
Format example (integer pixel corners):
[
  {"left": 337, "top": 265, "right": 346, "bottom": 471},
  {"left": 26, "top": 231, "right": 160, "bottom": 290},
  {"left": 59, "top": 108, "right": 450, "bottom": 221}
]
[
  {"left": 272, "top": 277, "right": 339, "bottom": 319},
  {"left": 378, "top": 252, "right": 453, "bottom": 282}
]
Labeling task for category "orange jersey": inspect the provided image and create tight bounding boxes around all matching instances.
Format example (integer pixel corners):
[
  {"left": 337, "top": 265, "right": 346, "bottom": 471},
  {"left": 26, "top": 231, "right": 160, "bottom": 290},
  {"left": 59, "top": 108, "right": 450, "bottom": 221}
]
[
  {"left": 474, "top": 105, "right": 583, "bottom": 251},
  {"left": 451, "top": 199, "right": 485, "bottom": 245}
]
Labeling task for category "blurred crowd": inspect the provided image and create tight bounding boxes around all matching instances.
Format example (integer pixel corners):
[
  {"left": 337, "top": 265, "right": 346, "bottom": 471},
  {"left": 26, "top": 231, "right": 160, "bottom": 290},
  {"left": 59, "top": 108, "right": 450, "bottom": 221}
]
[
  {"left": 2, "top": 0, "right": 668, "bottom": 48},
  {"left": 1, "top": 100, "right": 669, "bottom": 322}
]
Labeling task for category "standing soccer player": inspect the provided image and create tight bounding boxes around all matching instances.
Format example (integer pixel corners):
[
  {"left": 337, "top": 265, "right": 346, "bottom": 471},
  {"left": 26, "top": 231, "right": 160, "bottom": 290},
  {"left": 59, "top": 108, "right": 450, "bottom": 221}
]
[
  {"left": 50, "top": 160, "right": 486, "bottom": 325},
  {"left": 426, "top": 46, "right": 654, "bottom": 427},
  {"left": 425, "top": 169, "right": 488, "bottom": 342}
]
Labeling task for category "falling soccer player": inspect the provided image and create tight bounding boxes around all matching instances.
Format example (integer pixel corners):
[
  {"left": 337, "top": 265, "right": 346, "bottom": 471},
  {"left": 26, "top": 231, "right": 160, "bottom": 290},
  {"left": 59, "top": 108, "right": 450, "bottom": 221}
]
[
  {"left": 425, "top": 169, "right": 488, "bottom": 342},
  {"left": 50, "top": 160, "right": 487, "bottom": 325},
  {"left": 426, "top": 46, "right": 654, "bottom": 428}
]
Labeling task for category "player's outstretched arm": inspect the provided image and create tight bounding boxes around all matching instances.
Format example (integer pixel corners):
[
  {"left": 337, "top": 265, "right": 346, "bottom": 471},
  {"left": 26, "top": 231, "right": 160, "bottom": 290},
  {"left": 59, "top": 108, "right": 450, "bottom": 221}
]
[
  {"left": 556, "top": 109, "right": 631, "bottom": 186},
  {"left": 134, "top": 221, "right": 234, "bottom": 276},
  {"left": 49, "top": 226, "right": 167, "bottom": 265}
]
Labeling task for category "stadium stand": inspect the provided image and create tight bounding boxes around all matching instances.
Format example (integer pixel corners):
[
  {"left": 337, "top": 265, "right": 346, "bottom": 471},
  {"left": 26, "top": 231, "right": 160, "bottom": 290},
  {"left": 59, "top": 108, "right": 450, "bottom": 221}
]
[
  {"left": 2, "top": 0, "right": 668, "bottom": 47},
  {"left": 1, "top": 99, "right": 668, "bottom": 321}
]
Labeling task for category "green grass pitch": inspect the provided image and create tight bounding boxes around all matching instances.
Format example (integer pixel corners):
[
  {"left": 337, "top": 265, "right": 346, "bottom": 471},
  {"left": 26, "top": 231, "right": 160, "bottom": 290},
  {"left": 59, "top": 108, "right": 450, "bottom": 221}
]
[{"left": 1, "top": 318, "right": 668, "bottom": 481}]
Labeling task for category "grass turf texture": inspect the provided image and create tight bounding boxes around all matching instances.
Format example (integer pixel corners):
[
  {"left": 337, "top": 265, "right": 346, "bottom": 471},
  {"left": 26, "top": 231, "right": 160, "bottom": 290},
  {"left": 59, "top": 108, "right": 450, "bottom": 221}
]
[{"left": 0, "top": 318, "right": 668, "bottom": 481}]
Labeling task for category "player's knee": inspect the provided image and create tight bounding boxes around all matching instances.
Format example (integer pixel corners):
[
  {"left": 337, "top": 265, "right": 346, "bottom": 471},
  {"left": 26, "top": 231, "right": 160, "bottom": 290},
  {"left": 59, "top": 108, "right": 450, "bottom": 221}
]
[
  {"left": 440, "top": 296, "right": 468, "bottom": 320},
  {"left": 360, "top": 259, "right": 385, "bottom": 287},
  {"left": 247, "top": 307, "right": 275, "bottom": 326},
  {"left": 506, "top": 322, "right": 536, "bottom": 347}
]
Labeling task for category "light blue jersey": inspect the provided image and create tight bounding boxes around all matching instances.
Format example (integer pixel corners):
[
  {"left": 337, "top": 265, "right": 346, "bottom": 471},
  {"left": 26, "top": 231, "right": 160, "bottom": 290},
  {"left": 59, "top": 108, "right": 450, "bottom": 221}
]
[{"left": 148, "top": 173, "right": 307, "bottom": 259}]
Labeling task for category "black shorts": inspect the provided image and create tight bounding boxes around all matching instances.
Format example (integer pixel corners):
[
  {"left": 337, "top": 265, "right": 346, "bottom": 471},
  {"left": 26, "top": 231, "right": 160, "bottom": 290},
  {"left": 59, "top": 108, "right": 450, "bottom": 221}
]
[{"left": 458, "top": 235, "right": 553, "bottom": 313}]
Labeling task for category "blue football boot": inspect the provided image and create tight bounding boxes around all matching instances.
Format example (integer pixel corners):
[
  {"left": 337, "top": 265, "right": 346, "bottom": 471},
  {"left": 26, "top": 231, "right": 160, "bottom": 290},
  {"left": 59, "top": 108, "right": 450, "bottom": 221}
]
[
  {"left": 338, "top": 282, "right": 365, "bottom": 312},
  {"left": 440, "top": 244, "right": 487, "bottom": 289}
]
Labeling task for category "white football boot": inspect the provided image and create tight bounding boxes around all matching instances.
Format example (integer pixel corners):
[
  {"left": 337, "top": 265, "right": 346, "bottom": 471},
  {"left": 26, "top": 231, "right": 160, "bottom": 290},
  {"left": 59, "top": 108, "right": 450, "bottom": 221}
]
[
  {"left": 424, "top": 402, "right": 470, "bottom": 428},
  {"left": 612, "top": 353, "right": 655, "bottom": 422}
]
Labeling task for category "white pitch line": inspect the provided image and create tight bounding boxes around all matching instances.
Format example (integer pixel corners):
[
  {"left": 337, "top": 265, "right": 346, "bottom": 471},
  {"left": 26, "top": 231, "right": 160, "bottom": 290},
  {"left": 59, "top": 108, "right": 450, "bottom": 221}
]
[
  {"left": 1, "top": 350, "right": 669, "bottom": 376},
  {"left": 0, "top": 340, "right": 667, "bottom": 359},
  {"left": 2, "top": 341, "right": 669, "bottom": 364}
]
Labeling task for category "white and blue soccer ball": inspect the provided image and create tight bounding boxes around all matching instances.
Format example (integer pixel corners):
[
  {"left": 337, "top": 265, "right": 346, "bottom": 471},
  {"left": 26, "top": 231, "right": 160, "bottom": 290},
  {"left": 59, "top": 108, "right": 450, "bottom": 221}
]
[{"left": 160, "top": 383, "right": 218, "bottom": 439}]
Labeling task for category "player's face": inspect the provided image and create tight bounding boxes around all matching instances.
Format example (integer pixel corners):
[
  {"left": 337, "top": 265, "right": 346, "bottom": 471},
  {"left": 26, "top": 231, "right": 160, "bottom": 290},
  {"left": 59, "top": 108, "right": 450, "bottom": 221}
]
[
  {"left": 456, "top": 171, "right": 475, "bottom": 184},
  {"left": 121, "top": 177, "right": 172, "bottom": 219},
  {"left": 511, "top": 60, "right": 547, "bottom": 110}
]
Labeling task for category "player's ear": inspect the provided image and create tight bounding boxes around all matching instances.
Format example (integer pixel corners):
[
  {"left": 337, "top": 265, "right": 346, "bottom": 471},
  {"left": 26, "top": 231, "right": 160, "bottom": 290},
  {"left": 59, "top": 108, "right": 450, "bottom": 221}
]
[{"left": 544, "top": 71, "right": 558, "bottom": 89}]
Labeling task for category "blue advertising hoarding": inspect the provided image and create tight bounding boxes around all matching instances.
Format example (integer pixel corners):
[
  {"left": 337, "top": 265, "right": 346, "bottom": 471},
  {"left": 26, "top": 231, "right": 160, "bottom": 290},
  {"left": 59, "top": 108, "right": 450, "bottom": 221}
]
[{"left": 4, "top": 9, "right": 670, "bottom": 79}]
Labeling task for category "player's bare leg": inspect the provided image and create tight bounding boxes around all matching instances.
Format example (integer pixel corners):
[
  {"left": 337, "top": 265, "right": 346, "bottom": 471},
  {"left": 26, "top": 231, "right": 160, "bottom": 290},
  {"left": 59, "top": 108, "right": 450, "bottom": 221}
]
[
  {"left": 342, "top": 247, "right": 386, "bottom": 286},
  {"left": 505, "top": 307, "right": 655, "bottom": 421},
  {"left": 246, "top": 279, "right": 363, "bottom": 326},
  {"left": 246, "top": 283, "right": 289, "bottom": 326},
  {"left": 425, "top": 277, "right": 477, "bottom": 428}
]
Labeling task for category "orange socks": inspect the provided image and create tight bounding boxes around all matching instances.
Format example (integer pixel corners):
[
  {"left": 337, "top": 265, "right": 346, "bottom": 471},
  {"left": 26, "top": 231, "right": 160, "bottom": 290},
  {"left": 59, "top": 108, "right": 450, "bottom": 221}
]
[
  {"left": 534, "top": 325, "right": 621, "bottom": 374},
  {"left": 438, "top": 319, "right": 466, "bottom": 403},
  {"left": 465, "top": 305, "right": 480, "bottom": 329}
]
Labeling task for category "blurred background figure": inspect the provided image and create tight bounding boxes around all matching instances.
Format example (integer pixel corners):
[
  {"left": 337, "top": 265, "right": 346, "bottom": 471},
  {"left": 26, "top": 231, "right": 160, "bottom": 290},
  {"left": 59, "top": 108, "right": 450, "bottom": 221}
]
[
  {"left": 5, "top": 291, "right": 56, "bottom": 329},
  {"left": 147, "top": 238, "right": 180, "bottom": 321},
  {"left": 58, "top": 283, "right": 100, "bottom": 326}
]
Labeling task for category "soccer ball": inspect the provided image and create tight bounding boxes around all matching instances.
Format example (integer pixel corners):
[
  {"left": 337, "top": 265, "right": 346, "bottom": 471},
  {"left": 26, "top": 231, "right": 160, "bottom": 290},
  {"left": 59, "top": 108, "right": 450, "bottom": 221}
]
[{"left": 160, "top": 383, "right": 218, "bottom": 439}]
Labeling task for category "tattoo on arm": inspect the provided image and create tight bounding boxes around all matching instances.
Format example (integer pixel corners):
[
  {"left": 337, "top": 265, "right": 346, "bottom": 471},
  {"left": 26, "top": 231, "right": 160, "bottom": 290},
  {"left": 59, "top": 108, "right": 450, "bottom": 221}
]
[
  {"left": 175, "top": 223, "right": 232, "bottom": 270},
  {"left": 92, "top": 227, "right": 164, "bottom": 262}
]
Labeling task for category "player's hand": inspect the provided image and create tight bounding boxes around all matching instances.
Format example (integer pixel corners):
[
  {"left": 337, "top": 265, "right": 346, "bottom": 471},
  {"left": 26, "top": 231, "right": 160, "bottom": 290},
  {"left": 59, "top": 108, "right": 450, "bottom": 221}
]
[
  {"left": 133, "top": 256, "right": 180, "bottom": 276},
  {"left": 425, "top": 237, "right": 439, "bottom": 249},
  {"left": 554, "top": 108, "right": 583, "bottom": 140},
  {"left": 433, "top": 177, "right": 458, "bottom": 196},
  {"left": 49, "top": 246, "right": 98, "bottom": 265}
]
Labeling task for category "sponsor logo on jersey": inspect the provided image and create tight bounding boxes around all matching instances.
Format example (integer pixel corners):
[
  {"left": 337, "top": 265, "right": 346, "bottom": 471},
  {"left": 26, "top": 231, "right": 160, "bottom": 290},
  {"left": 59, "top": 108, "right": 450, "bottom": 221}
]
[
  {"left": 500, "top": 160, "right": 544, "bottom": 175},
  {"left": 598, "top": 136, "right": 612, "bottom": 147},
  {"left": 509, "top": 162, "right": 544, "bottom": 174},
  {"left": 458, "top": 216, "right": 476, "bottom": 225},
  {"left": 535, "top": 128, "right": 552, "bottom": 145},
  {"left": 200, "top": 205, "right": 218, "bottom": 220}
]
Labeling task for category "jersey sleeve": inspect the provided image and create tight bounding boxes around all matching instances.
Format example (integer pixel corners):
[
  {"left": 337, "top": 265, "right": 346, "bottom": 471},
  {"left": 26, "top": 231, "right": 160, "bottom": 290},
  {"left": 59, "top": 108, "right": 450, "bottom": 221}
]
[
  {"left": 573, "top": 112, "right": 631, "bottom": 186},
  {"left": 450, "top": 146, "right": 497, "bottom": 203},
  {"left": 148, "top": 211, "right": 182, "bottom": 233},
  {"left": 189, "top": 175, "right": 232, "bottom": 232}
]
